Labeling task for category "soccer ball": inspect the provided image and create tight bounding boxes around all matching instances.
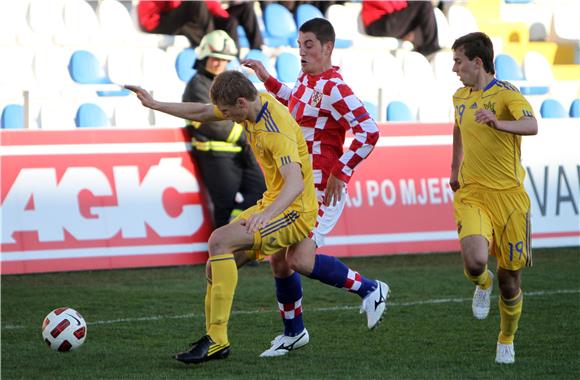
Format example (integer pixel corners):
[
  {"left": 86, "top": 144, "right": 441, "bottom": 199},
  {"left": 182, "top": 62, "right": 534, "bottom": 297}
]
[{"left": 41, "top": 307, "right": 87, "bottom": 352}]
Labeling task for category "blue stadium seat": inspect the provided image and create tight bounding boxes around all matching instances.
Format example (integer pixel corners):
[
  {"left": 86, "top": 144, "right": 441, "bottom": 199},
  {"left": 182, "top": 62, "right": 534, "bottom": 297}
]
[
  {"left": 263, "top": 3, "right": 297, "bottom": 47},
  {"left": 494, "top": 54, "right": 524, "bottom": 81},
  {"left": 175, "top": 48, "right": 197, "bottom": 82},
  {"left": 244, "top": 49, "right": 276, "bottom": 82},
  {"left": 295, "top": 4, "right": 324, "bottom": 28},
  {"left": 68, "top": 50, "right": 111, "bottom": 84},
  {"left": 237, "top": 25, "right": 249, "bottom": 48},
  {"left": 363, "top": 101, "right": 378, "bottom": 120},
  {"left": 540, "top": 99, "right": 567, "bottom": 119},
  {"left": 276, "top": 52, "right": 301, "bottom": 83},
  {"left": 1, "top": 104, "right": 24, "bottom": 129},
  {"left": 387, "top": 101, "right": 413, "bottom": 122},
  {"left": 569, "top": 99, "right": 580, "bottom": 118},
  {"left": 75, "top": 103, "right": 110, "bottom": 127}
]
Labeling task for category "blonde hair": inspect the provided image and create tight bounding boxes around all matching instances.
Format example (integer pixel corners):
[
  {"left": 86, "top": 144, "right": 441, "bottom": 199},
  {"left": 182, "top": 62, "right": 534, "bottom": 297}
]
[{"left": 210, "top": 71, "right": 257, "bottom": 106}]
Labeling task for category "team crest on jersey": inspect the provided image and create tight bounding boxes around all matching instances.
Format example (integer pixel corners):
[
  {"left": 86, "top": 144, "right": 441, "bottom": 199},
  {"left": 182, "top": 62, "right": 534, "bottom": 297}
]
[
  {"left": 484, "top": 101, "right": 496, "bottom": 114},
  {"left": 470, "top": 102, "right": 477, "bottom": 109},
  {"left": 309, "top": 90, "right": 323, "bottom": 107}
]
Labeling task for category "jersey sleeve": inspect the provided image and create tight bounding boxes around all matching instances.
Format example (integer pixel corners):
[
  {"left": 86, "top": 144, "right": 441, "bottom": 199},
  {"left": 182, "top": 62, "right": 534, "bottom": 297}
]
[
  {"left": 327, "top": 82, "right": 379, "bottom": 183},
  {"left": 504, "top": 90, "right": 536, "bottom": 119},
  {"left": 261, "top": 132, "right": 301, "bottom": 170},
  {"left": 264, "top": 76, "right": 293, "bottom": 106}
]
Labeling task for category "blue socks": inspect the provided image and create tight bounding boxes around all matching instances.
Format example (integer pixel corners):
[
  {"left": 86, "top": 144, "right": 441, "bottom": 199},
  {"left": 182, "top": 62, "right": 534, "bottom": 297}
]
[
  {"left": 275, "top": 272, "right": 304, "bottom": 337},
  {"left": 309, "top": 254, "right": 376, "bottom": 298}
]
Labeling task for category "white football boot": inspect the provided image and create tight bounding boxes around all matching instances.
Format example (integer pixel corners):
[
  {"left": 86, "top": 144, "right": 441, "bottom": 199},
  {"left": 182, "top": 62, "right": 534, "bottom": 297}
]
[
  {"left": 495, "top": 342, "right": 515, "bottom": 364},
  {"left": 360, "top": 281, "right": 390, "bottom": 329},
  {"left": 259, "top": 329, "right": 309, "bottom": 357},
  {"left": 472, "top": 270, "right": 494, "bottom": 320}
]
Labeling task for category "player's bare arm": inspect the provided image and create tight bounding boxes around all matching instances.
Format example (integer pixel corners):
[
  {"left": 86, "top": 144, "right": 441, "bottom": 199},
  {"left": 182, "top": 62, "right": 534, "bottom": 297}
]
[
  {"left": 244, "top": 162, "right": 304, "bottom": 233},
  {"left": 241, "top": 59, "right": 270, "bottom": 82},
  {"left": 450, "top": 124, "right": 463, "bottom": 192},
  {"left": 124, "top": 85, "right": 221, "bottom": 122},
  {"left": 475, "top": 110, "right": 538, "bottom": 135},
  {"left": 324, "top": 174, "right": 346, "bottom": 207}
]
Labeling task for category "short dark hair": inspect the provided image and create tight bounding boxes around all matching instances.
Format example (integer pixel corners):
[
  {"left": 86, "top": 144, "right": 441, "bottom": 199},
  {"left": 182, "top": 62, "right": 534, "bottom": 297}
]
[
  {"left": 210, "top": 70, "right": 257, "bottom": 106},
  {"left": 452, "top": 32, "right": 495, "bottom": 75},
  {"left": 299, "top": 17, "right": 335, "bottom": 45}
]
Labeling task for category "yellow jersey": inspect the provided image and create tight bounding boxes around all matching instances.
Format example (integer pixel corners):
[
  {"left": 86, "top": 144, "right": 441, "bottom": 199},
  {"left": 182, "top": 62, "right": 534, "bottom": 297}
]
[
  {"left": 215, "top": 93, "right": 318, "bottom": 213},
  {"left": 452, "top": 79, "right": 535, "bottom": 190}
]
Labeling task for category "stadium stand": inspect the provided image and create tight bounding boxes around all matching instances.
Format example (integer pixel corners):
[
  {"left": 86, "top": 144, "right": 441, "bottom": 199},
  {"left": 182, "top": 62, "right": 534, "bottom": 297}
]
[{"left": 1, "top": 0, "right": 578, "bottom": 128}]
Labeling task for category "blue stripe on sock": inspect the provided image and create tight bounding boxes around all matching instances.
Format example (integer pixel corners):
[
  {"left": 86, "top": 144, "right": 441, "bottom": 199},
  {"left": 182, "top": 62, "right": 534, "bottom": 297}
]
[{"left": 275, "top": 272, "right": 304, "bottom": 337}]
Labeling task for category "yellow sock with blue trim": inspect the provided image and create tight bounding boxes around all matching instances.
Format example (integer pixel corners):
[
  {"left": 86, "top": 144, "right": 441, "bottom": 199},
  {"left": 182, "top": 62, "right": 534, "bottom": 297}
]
[
  {"left": 464, "top": 265, "right": 492, "bottom": 289},
  {"left": 208, "top": 253, "right": 237, "bottom": 345},
  {"left": 498, "top": 289, "right": 523, "bottom": 344}
]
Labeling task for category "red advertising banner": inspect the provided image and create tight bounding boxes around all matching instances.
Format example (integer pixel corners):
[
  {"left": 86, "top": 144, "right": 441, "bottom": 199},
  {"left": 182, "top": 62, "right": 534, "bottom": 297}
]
[{"left": 1, "top": 122, "right": 579, "bottom": 274}]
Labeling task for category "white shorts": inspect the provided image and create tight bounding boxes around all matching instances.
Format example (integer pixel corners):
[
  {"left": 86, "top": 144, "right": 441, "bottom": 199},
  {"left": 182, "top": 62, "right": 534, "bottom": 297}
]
[{"left": 310, "top": 187, "right": 347, "bottom": 248}]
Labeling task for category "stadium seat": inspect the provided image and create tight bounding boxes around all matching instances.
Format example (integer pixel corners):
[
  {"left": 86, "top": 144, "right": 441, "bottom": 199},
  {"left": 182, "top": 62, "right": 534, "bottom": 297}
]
[
  {"left": 363, "top": 101, "right": 378, "bottom": 121},
  {"left": 34, "top": 49, "right": 74, "bottom": 87},
  {"left": 325, "top": 4, "right": 354, "bottom": 48},
  {"left": 175, "top": 48, "right": 196, "bottom": 82},
  {"left": 275, "top": 52, "right": 301, "bottom": 83},
  {"left": 447, "top": 5, "right": 478, "bottom": 41},
  {"left": 434, "top": 7, "right": 453, "bottom": 49},
  {"left": 54, "top": 0, "right": 100, "bottom": 46},
  {"left": 96, "top": 0, "right": 139, "bottom": 46},
  {"left": 540, "top": 98, "right": 567, "bottom": 118},
  {"left": 243, "top": 49, "right": 276, "bottom": 83},
  {"left": 27, "top": 0, "right": 62, "bottom": 40},
  {"left": 114, "top": 101, "right": 150, "bottom": 128},
  {"left": 295, "top": 4, "right": 324, "bottom": 28},
  {"left": 69, "top": 50, "right": 111, "bottom": 84},
  {"left": 236, "top": 25, "right": 249, "bottom": 48},
  {"left": 107, "top": 49, "right": 143, "bottom": 85},
  {"left": 75, "top": 103, "right": 110, "bottom": 127},
  {"left": 39, "top": 100, "right": 76, "bottom": 130},
  {"left": 386, "top": 101, "right": 414, "bottom": 122},
  {"left": 569, "top": 99, "right": 580, "bottom": 118},
  {"left": 141, "top": 48, "right": 180, "bottom": 89},
  {"left": 552, "top": 2, "right": 580, "bottom": 41},
  {"left": 263, "top": 4, "right": 297, "bottom": 47},
  {"left": 0, "top": 47, "right": 35, "bottom": 87},
  {"left": 522, "top": 51, "right": 552, "bottom": 95},
  {"left": 1, "top": 104, "right": 24, "bottom": 129},
  {"left": 495, "top": 54, "right": 524, "bottom": 81},
  {"left": 504, "top": 0, "right": 531, "bottom": 3}
]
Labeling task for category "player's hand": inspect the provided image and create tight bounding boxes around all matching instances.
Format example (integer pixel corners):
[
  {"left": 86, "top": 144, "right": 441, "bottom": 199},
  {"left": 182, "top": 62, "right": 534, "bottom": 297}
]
[
  {"left": 449, "top": 171, "right": 460, "bottom": 192},
  {"left": 244, "top": 210, "right": 272, "bottom": 233},
  {"left": 241, "top": 59, "right": 270, "bottom": 82},
  {"left": 324, "top": 174, "right": 346, "bottom": 207},
  {"left": 475, "top": 109, "right": 499, "bottom": 129},
  {"left": 124, "top": 85, "right": 157, "bottom": 109}
]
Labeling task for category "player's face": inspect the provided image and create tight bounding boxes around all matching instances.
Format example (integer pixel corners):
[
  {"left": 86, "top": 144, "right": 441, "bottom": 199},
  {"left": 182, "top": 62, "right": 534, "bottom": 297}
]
[
  {"left": 452, "top": 48, "right": 478, "bottom": 87},
  {"left": 297, "top": 31, "right": 331, "bottom": 75},
  {"left": 217, "top": 99, "right": 246, "bottom": 123},
  {"left": 205, "top": 57, "right": 230, "bottom": 75}
]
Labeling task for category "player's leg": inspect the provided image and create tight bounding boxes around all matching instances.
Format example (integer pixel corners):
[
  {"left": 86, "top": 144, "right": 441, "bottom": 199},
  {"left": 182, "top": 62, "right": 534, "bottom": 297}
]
[
  {"left": 455, "top": 189, "right": 494, "bottom": 319},
  {"left": 492, "top": 190, "right": 531, "bottom": 364},
  {"left": 175, "top": 218, "right": 254, "bottom": 364},
  {"left": 260, "top": 250, "right": 310, "bottom": 357}
]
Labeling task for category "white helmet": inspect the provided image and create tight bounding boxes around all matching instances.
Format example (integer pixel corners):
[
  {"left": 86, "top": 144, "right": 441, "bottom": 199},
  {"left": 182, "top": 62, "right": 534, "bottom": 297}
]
[{"left": 197, "top": 30, "right": 238, "bottom": 61}]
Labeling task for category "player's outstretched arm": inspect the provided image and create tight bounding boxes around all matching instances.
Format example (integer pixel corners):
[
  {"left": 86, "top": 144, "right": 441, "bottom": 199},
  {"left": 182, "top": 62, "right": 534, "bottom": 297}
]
[{"left": 124, "top": 85, "right": 220, "bottom": 122}]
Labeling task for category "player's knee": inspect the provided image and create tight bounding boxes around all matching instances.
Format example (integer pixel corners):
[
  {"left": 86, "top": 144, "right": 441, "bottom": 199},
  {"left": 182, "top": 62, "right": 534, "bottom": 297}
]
[
  {"left": 464, "top": 261, "right": 486, "bottom": 277},
  {"left": 269, "top": 253, "right": 292, "bottom": 277},
  {"left": 207, "top": 229, "right": 231, "bottom": 254}
]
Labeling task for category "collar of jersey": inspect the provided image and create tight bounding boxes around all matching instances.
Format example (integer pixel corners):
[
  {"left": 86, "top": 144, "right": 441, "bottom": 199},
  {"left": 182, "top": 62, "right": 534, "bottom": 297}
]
[{"left": 255, "top": 100, "right": 269, "bottom": 123}]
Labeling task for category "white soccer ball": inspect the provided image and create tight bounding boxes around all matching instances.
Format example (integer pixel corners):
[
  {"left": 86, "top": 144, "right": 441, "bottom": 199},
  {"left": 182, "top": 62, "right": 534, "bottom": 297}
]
[{"left": 41, "top": 307, "right": 87, "bottom": 352}]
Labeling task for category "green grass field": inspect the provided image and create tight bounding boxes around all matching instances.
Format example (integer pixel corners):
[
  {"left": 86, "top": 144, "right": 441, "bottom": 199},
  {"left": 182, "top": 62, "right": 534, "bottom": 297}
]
[{"left": 2, "top": 247, "right": 579, "bottom": 379}]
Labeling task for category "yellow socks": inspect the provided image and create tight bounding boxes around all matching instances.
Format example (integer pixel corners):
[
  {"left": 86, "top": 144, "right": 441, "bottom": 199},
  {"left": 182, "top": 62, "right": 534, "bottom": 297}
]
[
  {"left": 207, "top": 253, "right": 238, "bottom": 345},
  {"left": 204, "top": 281, "right": 212, "bottom": 333},
  {"left": 498, "top": 289, "right": 523, "bottom": 344},
  {"left": 464, "top": 266, "right": 492, "bottom": 289}
]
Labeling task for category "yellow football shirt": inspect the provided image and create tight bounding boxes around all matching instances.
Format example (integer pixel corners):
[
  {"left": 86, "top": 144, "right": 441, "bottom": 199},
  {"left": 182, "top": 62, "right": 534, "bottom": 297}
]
[
  {"left": 452, "top": 79, "right": 535, "bottom": 190},
  {"left": 215, "top": 92, "right": 318, "bottom": 213}
]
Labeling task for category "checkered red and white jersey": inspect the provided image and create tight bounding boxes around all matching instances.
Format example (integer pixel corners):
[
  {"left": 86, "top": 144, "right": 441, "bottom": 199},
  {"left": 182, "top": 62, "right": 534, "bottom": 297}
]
[{"left": 264, "top": 66, "right": 379, "bottom": 194}]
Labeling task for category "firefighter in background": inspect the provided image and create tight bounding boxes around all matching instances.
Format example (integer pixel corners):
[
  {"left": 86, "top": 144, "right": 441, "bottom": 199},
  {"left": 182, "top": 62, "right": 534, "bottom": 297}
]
[{"left": 183, "top": 30, "right": 266, "bottom": 228}]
